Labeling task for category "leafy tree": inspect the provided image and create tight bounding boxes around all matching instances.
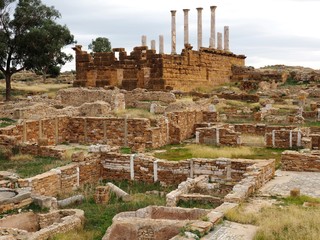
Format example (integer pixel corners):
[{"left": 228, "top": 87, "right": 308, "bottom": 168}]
[
  {"left": 0, "top": 0, "right": 75, "bottom": 100},
  {"left": 88, "top": 37, "right": 112, "bottom": 53}
]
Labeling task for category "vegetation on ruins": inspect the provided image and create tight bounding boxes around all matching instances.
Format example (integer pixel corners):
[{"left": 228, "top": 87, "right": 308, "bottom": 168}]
[
  {"left": 0, "top": 0, "right": 74, "bottom": 101},
  {"left": 225, "top": 195, "right": 320, "bottom": 240},
  {"left": 153, "top": 144, "right": 283, "bottom": 168},
  {"left": 88, "top": 37, "right": 112, "bottom": 53},
  {"left": 52, "top": 180, "right": 171, "bottom": 240},
  {"left": 0, "top": 149, "right": 70, "bottom": 177}
]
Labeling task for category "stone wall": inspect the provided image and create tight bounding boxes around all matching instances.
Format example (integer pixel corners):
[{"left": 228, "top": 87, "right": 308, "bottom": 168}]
[
  {"left": 100, "top": 153, "right": 274, "bottom": 186},
  {"left": 73, "top": 45, "right": 245, "bottom": 92},
  {"left": 17, "top": 159, "right": 100, "bottom": 197},
  {"left": 281, "top": 150, "right": 320, "bottom": 172},
  {"left": 0, "top": 111, "right": 209, "bottom": 153},
  {"left": 196, "top": 125, "right": 241, "bottom": 146},
  {"left": 265, "top": 128, "right": 311, "bottom": 149}
]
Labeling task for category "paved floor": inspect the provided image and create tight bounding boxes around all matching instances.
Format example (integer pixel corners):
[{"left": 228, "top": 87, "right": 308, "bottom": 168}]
[
  {"left": 201, "top": 170, "right": 320, "bottom": 240},
  {"left": 258, "top": 170, "right": 320, "bottom": 198},
  {"left": 202, "top": 221, "right": 257, "bottom": 240}
]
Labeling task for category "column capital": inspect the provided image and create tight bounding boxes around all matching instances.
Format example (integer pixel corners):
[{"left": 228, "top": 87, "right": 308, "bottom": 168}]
[
  {"left": 210, "top": 6, "right": 217, "bottom": 10},
  {"left": 170, "top": 10, "right": 177, "bottom": 15},
  {"left": 183, "top": 9, "right": 190, "bottom": 12},
  {"left": 196, "top": 7, "right": 203, "bottom": 11}
]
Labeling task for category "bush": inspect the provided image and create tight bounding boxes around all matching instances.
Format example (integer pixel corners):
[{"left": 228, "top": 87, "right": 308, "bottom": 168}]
[{"left": 48, "top": 65, "right": 61, "bottom": 78}]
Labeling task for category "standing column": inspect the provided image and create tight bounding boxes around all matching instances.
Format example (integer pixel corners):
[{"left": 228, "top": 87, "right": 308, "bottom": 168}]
[
  {"left": 159, "top": 35, "right": 164, "bottom": 54},
  {"left": 217, "top": 32, "right": 223, "bottom": 50},
  {"left": 171, "top": 10, "right": 177, "bottom": 54},
  {"left": 197, "top": 7, "right": 203, "bottom": 50},
  {"left": 151, "top": 40, "right": 156, "bottom": 51},
  {"left": 224, "top": 26, "right": 230, "bottom": 51},
  {"left": 141, "top": 35, "right": 147, "bottom": 46},
  {"left": 210, "top": 6, "right": 217, "bottom": 48},
  {"left": 183, "top": 9, "right": 190, "bottom": 45}
]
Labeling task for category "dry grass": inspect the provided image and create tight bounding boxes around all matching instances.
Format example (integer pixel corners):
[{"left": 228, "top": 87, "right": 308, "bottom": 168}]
[
  {"left": 114, "top": 108, "right": 157, "bottom": 119},
  {"left": 51, "top": 229, "right": 100, "bottom": 240},
  {"left": 186, "top": 144, "right": 254, "bottom": 159},
  {"left": 0, "top": 82, "right": 69, "bottom": 93},
  {"left": 241, "top": 135, "right": 265, "bottom": 147},
  {"left": 225, "top": 202, "right": 320, "bottom": 240},
  {"left": 10, "top": 154, "right": 34, "bottom": 161}
]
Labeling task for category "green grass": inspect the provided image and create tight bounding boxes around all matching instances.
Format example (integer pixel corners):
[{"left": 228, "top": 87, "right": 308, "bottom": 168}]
[
  {"left": 280, "top": 195, "right": 320, "bottom": 206},
  {"left": 177, "top": 199, "right": 220, "bottom": 210},
  {"left": 0, "top": 155, "right": 70, "bottom": 178},
  {"left": 154, "top": 144, "right": 283, "bottom": 167},
  {"left": 0, "top": 118, "right": 16, "bottom": 128},
  {"left": 53, "top": 180, "right": 170, "bottom": 240}
]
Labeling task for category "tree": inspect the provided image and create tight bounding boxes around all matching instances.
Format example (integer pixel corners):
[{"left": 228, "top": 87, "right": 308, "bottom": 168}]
[
  {"left": 88, "top": 37, "right": 112, "bottom": 53},
  {"left": 0, "top": 0, "right": 75, "bottom": 100}
]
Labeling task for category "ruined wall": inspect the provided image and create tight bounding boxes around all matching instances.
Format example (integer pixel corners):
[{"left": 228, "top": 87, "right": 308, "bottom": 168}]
[
  {"left": 73, "top": 45, "right": 245, "bottom": 92},
  {"left": 196, "top": 126, "right": 240, "bottom": 146},
  {"left": 100, "top": 153, "right": 274, "bottom": 186},
  {"left": 0, "top": 111, "right": 207, "bottom": 153},
  {"left": 281, "top": 150, "right": 320, "bottom": 172},
  {"left": 17, "top": 159, "right": 100, "bottom": 196}
]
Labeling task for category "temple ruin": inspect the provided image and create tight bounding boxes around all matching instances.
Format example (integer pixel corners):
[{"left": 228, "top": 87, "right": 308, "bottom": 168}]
[{"left": 73, "top": 6, "right": 246, "bottom": 91}]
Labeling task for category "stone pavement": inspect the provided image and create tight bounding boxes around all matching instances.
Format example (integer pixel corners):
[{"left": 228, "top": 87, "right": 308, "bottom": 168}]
[
  {"left": 258, "top": 170, "right": 320, "bottom": 198},
  {"left": 201, "top": 170, "right": 320, "bottom": 239},
  {"left": 202, "top": 221, "right": 257, "bottom": 240}
]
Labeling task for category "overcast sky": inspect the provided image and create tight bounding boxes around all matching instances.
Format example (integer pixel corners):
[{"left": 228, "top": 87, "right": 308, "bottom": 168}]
[{"left": 42, "top": 0, "right": 320, "bottom": 71}]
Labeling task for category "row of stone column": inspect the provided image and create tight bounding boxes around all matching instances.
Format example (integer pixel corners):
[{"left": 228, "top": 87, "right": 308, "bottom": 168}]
[
  {"left": 141, "top": 6, "right": 230, "bottom": 54},
  {"left": 173, "top": 6, "right": 230, "bottom": 54}
]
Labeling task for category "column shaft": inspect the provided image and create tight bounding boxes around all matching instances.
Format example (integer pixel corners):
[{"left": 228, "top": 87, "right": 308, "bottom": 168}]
[
  {"left": 183, "top": 9, "right": 190, "bottom": 45},
  {"left": 197, "top": 8, "right": 203, "bottom": 50},
  {"left": 151, "top": 40, "right": 156, "bottom": 51},
  {"left": 210, "top": 6, "right": 217, "bottom": 48},
  {"left": 171, "top": 10, "right": 177, "bottom": 54},
  {"left": 159, "top": 35, "right": 164, "bottom": 54},
  {"left": 141, "top": 35, "right": 147, "bottom": 46},
  {"left": 217, "top": 32, "right": 223, "bottom": 50},
  {"left": 224, "top": 26, "right": 230, "bottom": 51}
]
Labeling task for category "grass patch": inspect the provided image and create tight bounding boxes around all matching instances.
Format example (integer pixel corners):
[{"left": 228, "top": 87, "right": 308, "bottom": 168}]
[
  {"left": 10, "top": 154, "right": 34, "bottom": 161},
  {"left": 281, "top": 195, "right": 320, "bottom": 206},
  {"left": 114, "top": 108, "right": 157, "bottom": 119},
  {"left": 0, "top": 155, "right": 70, "bottom": 178},
  {"left": 120, "top": 147, "right": 131, "bottom": 154},
  {"left": 225, "top": 198, "right": 320, "bottom": 240},
  {"left": 0, "top": 118, "right": 16, "bottom": 128},
  {"left": 0, "top": 82, "right": 69, "bottom": 99},
  {"left": 154, "top": 144, "right": 282, "bottom": 162},
  {"left": 55, "top": 180, "right": 170, "bottom": 240},
  {"left": 177, "top": 199, "right": 220, "bottom": 210}
]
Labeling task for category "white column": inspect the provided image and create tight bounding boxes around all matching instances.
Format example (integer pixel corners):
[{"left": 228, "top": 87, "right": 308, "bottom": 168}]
[
  {"left": 272, "top": 130, "right": 276, "bottom": 147},
  {"left": 154, "top": 160, "right": 158, "bottom": 182},
  {"left": 159, "top": 35, "right": 164, "bottom": 54},
  {"left": 195, "top": 131, "right": 200, "bottom": 143},
  {"left": 216, "top": 128, "right": 220, "bottom": 146},
  {"left": 141, "top": 35, "right": 147, "bottom": 46},
  {"left": 197, "top": 8, "right": 203, "bottom": 50},
  {"left": 130, "top": 154, "right": 135, "bottom": 180},
  {"left": 76, "top": 167, "right": 80, "bottom": 187},
  {"left": 297, "top": 130, "right": 302, "bottom": 147},
  {"left": 217, "top": 32, "right": 223, "bottom": 50},
  {"left": 171, "top": 10, "right": 177, "bottom": 54},
  {"left": 183, "top": 9, "right": 190, "bottom": 45},
  {"left": 210, "top": 6, "right": 217, "bottom": 48},
  {"left": 151, "top": 40, "right": 156, "bottom": 51},
  {"left": 224, "top": 26, "right": 230, "bottom": 51}
]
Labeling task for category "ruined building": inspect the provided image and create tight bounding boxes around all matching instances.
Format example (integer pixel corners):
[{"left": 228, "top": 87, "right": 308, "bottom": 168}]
[{"left": 73, "top": 6, "right": 246, "bottom": 91}]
